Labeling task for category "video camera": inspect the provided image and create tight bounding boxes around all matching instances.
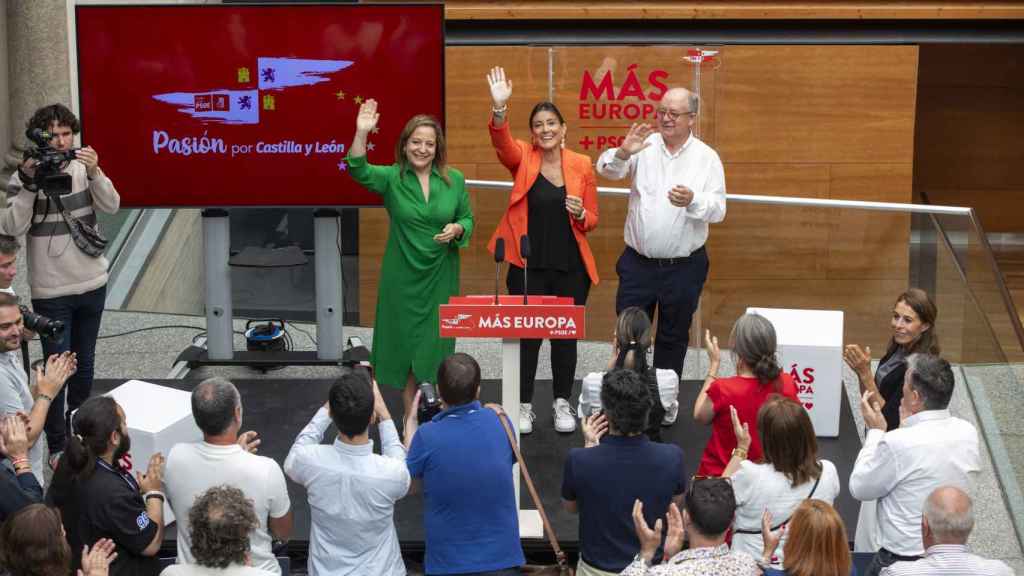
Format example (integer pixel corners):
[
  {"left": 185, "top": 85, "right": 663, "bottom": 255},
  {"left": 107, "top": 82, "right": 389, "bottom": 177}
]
[
  {"left": 23, "top": 128, "right": 78, "bottom": 188},
  {"left": 19, "top": 306, "right": 65, "bottom": 340}
]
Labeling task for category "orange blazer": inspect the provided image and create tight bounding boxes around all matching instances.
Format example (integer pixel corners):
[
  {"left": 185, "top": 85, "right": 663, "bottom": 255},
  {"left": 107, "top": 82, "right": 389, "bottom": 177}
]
[{"left": 486, "top": 118, "right": 600, "bottom": 285}]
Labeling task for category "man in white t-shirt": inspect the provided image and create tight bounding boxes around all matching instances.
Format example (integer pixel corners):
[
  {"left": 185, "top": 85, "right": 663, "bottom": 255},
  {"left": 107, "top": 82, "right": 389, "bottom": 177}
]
[{"left": 164, "top": 377, "right": 292, "bottom": 575}]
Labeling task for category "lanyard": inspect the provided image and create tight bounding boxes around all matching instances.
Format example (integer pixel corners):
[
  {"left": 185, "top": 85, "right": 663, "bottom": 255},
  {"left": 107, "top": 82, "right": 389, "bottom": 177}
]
[{"left": 95, "top": 457, "right": 139, "bottom": 492}]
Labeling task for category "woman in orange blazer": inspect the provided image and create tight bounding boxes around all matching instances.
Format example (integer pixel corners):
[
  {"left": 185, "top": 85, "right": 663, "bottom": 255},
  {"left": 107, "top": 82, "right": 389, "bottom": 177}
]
[{"left": 486, "top": 66, "right": 600, "bottom": 435}]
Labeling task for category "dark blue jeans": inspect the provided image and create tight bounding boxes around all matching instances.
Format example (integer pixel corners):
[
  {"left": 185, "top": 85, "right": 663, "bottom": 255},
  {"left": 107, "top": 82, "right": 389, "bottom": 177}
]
[
  {"left": 32, "top": 284, "right": 106, "bottom": 455},
  {"left": 615, "top": 246, "right": 709, "bottom": 377}
]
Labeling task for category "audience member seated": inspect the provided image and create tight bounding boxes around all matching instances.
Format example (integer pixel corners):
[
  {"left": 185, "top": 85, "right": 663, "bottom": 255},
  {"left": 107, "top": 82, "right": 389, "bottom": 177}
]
[
  {"left": 880, "top": 486, "right": 1013, "bottom": 576},
  {"left": 850, "top": 354, "right": 980, "bottom": 576},
  {"left": 722, "top": 395, "right": 840, "bottom": 565},
  {"left": 47, "top": 396, "right": 164, "bottom": 576},
  {"left": 623, "top": 478, "right": 759, "bottom": 575},
  {"left": 0, "top": 290, "right": 77, "bottom": 483},
  {"left": 164, "top": 378, "right": 292, "bottom": 576},
  {"left": 693, "top": 313, "right": 798, "bottom": 476},
  {"left": 0, "top": 414, "right": 42, "bottom": 522},
  {"left": 578, "top": 307, "right": 677, "bottom": 440},
  {"left": 284, "top": 370, "right": 410, "bottom": 576},
  {"left": 563, "top": 368, "right": 687, "bottom": 575},
  {"left": 0, "top": 503, "right": 116, "bottom": 576},
  {"left": 161, "top": 485, "right": 277, "bottom": 576},
  {"left": 405, "top": 352, "right": 524, "bottom": 575},
  {"left": 761, "top": 500, "right": 853, "bottom": 576}
]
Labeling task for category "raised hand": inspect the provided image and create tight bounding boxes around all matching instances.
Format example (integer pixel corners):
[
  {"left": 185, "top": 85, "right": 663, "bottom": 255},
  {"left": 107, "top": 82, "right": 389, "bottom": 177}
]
[
  {"left": 664, "top": 502, "right": 685, "bottom": 558},
  {"left": 617, "top": 122, "right": 654, "bottom": 158},
  {"left": 136, "top": 452, "right": 164, "bottom": 494},
  {"left": 860, "top": 391, "right": 887, "bottom": 431},
  {"left": 729, "top": 406, "right": 752, "bottom": 452},
  {"left": 843, "top": 344, "right": 872, "bottom": 380},
  {"left": 761, "top": 509, "right": 784, "bottom": 563},
  {"left": 704, "top": 329, "right": 721, "bottom": 375},
  {"left": 356, "top": 99, "right": 380, "bottom": 134},
  {"left": 486, "top": 66, "right": 513, "bottom": 108},
  {"left": 36, "top": 352, "right": 77, "bottom": 398}
]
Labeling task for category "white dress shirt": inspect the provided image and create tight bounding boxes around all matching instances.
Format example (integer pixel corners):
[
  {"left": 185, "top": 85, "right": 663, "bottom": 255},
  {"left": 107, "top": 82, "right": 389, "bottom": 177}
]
[
  {"left": 849, "top": 410, "right": 980, "bottom": 556},
  {"left": 283, "top": 407, "right": 410, "bottom": 576},
  {"left": 880, "top": 543, "right": 1014, "bottom": 576},
  {"left": 597, "top": 133, "right": 726, "bottom": 259}
]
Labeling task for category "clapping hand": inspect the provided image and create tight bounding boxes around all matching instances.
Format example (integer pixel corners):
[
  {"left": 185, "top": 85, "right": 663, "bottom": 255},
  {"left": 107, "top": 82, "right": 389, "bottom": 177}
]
[
  {"left": 433, "top": 223, "right": 464, "bottom": 244},
  {"left": 356, "top": 99, "right": 380, "bottom": 134},
  {"left": 581, "top": 412, "right": 608, "bottom": 448},
  {"left": 77, "top": 539, "right": 117, "bottom": 576},
  {"left": 729, "top": 406, "right": 752, "bottom": 452},
  {"left": 664, "top": 502, "right": 685, "bottom": 559},
  {"left": 136, "top": 452, "right": 164, "bottom": 494},
  {"left": 237, "top": 431, "right": 261, "bottom": 454},
  {"left": 668, "top": 185, "right": 694, "bottom": 208},
  {"left": 704, "top": 329, "right": 721, "bottom": 375},
  {"left": 631, "top": 499, "right": 663, "bottom": 565},
  {"left": 36, "top": 352, "right": 77, "bottom": 398},
  {"left": 860, "top": 391, "right": 887, "bottom": 431},
  {"left": 617, "top": 122, "right": 654, "bottom": 158},
  {"left": 0, "top": 415, "right": 30, "bottom": 461},
  {"left": 843, "top": 344, "right": 873, "bottom": 381},
  {"left": 486, "top": 66, "right": 513, "bottom": 108},
  {"left": 761, "top": 509, "right": 784, "bottom": 564}
]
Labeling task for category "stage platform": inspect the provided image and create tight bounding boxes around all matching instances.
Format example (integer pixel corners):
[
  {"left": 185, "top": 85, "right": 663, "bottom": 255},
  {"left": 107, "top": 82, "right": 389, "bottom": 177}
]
[{"left": 95, "top": 376, "right": 861, "bottom": 566}]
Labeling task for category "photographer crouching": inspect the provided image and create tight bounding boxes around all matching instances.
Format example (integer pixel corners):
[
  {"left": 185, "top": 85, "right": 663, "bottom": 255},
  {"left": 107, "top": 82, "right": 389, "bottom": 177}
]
[{"left": 1, "top": 104, "right": 119, "bottom": 468}]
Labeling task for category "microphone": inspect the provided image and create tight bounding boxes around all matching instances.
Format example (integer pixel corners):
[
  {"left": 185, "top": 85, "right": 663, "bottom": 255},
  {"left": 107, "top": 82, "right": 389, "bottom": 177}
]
[
  {"left": 494, "top": 238, "right": 505, "bottom": 305},
  {"left": 519, "top": 235, "right": 530, "bottom": 305}
]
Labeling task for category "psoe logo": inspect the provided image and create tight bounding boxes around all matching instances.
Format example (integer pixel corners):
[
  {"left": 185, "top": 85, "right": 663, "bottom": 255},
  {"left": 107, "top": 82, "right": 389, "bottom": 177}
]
[
  {"left": 577, "top": 63, "right": 670, "bottom": 151},
  {"left": 442, "top": 313, "right": 473, "bottom": 327}
]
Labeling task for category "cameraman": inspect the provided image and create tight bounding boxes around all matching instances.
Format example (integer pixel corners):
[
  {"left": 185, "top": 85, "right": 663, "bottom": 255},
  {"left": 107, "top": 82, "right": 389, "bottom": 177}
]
[{"left": 1, "top": 103, "right": 119, "bottom": 467}]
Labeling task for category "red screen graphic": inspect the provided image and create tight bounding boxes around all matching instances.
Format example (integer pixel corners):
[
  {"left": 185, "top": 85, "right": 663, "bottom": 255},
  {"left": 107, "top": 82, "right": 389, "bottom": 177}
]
[{"left": 75, "top": 5, "right": 444, "bottom": 207}]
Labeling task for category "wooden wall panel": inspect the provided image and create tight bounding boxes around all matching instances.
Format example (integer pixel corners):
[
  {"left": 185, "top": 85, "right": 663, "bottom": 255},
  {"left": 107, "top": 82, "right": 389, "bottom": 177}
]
[{"left": 359, "top": 44, "right": 920, "bottom": 354}]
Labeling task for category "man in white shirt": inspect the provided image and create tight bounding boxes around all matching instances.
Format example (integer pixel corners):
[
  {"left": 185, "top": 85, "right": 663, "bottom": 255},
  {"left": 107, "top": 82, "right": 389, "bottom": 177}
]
[
  {"left": 850, "top": 353, "right": 981, "bottom": 576},
  {"left": 596, "top": 87, "right": 726, "bottom": 381},
  {"left": 284, "top": 370, "right": 410, "bottom": 576},
  {"left": 164, "top": 378, "right": 292, "bottom": 575},
  {"left": 881, "top": 485, "right": 1013, "bottom": 576}
]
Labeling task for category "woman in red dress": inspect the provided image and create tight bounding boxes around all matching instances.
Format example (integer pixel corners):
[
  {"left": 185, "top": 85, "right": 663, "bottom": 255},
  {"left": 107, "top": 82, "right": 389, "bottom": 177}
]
[{"left": 693, "top": 313, "right": 800, "bottom": 476}]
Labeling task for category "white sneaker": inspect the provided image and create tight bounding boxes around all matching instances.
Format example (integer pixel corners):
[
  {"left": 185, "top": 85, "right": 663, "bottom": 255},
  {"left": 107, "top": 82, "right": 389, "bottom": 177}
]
[
  {"left": 553, "top": 398, "right": 576, "bottom": 433},
  {"left": 519, "top": 403, "right": 535, "bottom": 434},
  {"left": 661, "top": 402, "right": 679, "bottom": 426}
]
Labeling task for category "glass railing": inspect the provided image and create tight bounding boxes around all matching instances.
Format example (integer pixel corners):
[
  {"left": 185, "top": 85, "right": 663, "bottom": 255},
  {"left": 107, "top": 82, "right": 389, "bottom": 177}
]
[{"left": 467, "top": 178, "right": 1024, "bottom": 552}]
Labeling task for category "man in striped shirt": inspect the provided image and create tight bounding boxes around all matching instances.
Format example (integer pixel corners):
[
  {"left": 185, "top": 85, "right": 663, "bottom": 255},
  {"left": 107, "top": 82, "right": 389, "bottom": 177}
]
[{"left": 881, "top": 486, "right": 1013, "bottom": 576}]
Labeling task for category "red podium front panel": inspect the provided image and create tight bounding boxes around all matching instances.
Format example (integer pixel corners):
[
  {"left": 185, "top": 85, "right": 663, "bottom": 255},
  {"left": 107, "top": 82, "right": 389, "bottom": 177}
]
[{"left": 440, "top": 295, "right": 585, "bottom": 339}]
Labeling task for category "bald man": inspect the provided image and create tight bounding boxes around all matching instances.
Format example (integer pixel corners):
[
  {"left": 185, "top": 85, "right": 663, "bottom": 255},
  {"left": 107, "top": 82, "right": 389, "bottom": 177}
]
[
  {"left": 597, "top": 87, "right": 726, "bottom": 393},
  {"left": 881, "top": 486, "right": 1012, "bottom": 576}
]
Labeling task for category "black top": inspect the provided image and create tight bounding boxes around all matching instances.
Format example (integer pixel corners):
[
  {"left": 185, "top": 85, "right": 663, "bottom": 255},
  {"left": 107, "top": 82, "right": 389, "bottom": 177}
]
[
  {"left": 527, "top": 173, "right": 580, "bottom": 272},
  {"left": 48, "top": 459, "right": 160, "bottom": 576},
  {"left": 876, "top": 348, "right": 909, "bottom": 431},
  {"left": 0, "top": 462, "right": 42, "bottom": 523}
]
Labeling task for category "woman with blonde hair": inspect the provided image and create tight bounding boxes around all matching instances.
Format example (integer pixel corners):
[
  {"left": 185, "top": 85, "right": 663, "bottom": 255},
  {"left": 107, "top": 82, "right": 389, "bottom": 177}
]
[
  {"left": 723, "top": 395, "right": 841, "bottom": 564},
  {"left": 693, "top": 313, "right": 799, "bottom": 476},
  {"left": 761, "top": 499, "right": 854, "bottom": 576},
  {"left": 346, "top": 101, "right": 474, "bottom": 416}
]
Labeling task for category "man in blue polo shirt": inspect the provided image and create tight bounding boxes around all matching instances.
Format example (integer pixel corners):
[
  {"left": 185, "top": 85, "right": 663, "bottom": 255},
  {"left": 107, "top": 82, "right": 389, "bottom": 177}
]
[
  {"left": 405, "top": 352, "right": 524, "bottom": 575},
  {"left": 562, "top": 369, "right": 687, "bottom": 574}
]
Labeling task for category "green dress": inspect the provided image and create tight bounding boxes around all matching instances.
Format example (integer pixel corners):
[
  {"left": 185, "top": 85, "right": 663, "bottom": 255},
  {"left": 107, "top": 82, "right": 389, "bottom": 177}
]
[{"left": 347, "top": 155, "right": 474, "bottom": 389}]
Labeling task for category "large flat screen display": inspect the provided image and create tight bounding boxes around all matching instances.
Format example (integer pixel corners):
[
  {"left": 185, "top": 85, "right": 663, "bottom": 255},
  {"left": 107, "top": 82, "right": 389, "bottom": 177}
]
[{"left": 75, "top": 4, "right": 444, "bottom": 207}]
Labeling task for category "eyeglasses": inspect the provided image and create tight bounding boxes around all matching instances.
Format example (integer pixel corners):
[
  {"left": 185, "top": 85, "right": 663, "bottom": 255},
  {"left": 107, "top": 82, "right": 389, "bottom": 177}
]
[{"left": 655, "top": 108, "right": 694, "bottom": 121}]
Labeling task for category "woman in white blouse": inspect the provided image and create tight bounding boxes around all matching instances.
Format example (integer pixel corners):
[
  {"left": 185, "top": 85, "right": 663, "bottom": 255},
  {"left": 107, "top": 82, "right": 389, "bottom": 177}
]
[{"left": 723, "top": 395, "right": 841, "bottom": 566}]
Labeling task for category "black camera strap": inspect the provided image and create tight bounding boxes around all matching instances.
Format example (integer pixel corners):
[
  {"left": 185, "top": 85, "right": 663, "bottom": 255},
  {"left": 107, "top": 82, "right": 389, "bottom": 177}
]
[{"left": 47, "top": 190, "right": 107, "bottom": 258}]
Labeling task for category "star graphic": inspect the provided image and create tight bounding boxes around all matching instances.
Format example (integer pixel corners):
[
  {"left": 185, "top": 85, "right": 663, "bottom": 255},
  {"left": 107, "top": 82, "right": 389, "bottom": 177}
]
[
  {"left": 371, "top": 127, "right": 380, "bottom": 134},
  {"left": 335, "top": 89, "right": 346, "bottom": 100},
  {"left": 354, "top": 95, "right": 364, "bottom": 105},
  {"left": 367, "top": 142, "right": 376, "bottom": 151},
  {"left": 337, "top": 159, "right": 348, "bottom": 172}
]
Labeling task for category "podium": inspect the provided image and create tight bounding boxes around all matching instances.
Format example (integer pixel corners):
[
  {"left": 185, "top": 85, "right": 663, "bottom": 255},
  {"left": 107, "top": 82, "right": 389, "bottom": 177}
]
[{"left": 440, "top": 294, "right": 586, "bottom": 538}]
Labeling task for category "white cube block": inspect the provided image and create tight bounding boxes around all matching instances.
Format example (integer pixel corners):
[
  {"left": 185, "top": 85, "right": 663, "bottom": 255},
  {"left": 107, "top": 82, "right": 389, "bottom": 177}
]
[
  {"left": 747, "top": 308, "right": 844, "bottom": 437},
  {"left": 105, "top": 380, "right": 203, "bottom": 523}
]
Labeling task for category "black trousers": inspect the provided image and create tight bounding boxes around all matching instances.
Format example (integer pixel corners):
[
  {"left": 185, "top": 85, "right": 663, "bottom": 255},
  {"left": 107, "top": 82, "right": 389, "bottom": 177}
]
[
  {"left": 865, "top": 548, "right": 922, "bottom": 576},
  {"left": 507, "top": 263, "right": 591, "bottom": 404},
  {"left": 615, "top": 246, "right": 709, "bottom": 377}
]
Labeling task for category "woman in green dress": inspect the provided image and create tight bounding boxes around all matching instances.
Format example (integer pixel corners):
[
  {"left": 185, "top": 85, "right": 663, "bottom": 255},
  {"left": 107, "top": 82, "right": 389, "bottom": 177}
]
[{"left": 347, "top": 99, "right": 474, "bottom": 416}]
